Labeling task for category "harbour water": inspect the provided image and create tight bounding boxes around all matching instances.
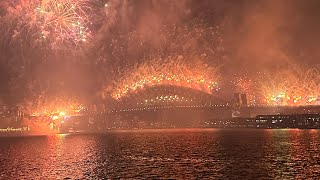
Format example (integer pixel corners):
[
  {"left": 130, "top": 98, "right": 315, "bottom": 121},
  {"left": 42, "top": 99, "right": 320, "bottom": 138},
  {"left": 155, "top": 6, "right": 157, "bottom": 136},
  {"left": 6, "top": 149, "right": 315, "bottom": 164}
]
[{"left": 1, "top": 128, "right": 320, "bottom": 179}]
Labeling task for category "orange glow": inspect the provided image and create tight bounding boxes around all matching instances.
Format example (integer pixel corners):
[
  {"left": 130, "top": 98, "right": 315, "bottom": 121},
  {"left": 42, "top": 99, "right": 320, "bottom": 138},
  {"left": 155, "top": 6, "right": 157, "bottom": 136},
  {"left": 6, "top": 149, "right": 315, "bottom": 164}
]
[
  {"left": 20, "top": 96, "right": 86, "bottom": 133},
  {"left": 109, "top": 58, "right": 220, "bottom": 100},
  {"left": 255, "top": 68, "right": 320, "bottom": 106},
  {"left": 59, "top": 111, "right": 66, "bottom": 116},
  {"left": 52, "top": 115, "right": 59, "bottom": 120}
]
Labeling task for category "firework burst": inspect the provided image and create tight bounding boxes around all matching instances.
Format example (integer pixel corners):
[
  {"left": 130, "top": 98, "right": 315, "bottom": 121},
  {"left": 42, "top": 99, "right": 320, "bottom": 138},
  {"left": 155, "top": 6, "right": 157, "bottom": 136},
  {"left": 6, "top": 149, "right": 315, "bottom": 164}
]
[
  {"left": 109, "top": 57, "right": 220, "bottom": 100},
  {"left": 34, "top": 0, "right": 91, "bottom": 42},
  {"left": 22, "top": 92, "right": 85, "bottom": 120},
  {"left": 4, "top": 0, "right": 106, "bottom": 49},
  {"left": 258, "top": 68, "right": 320, "bottom": 106}
]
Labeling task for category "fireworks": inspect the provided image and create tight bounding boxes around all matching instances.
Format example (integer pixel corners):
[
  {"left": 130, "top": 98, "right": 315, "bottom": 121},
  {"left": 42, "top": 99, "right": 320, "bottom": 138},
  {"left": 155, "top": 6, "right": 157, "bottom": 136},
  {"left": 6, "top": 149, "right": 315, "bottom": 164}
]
[
  {"left": 110, "top": 57, "right": 220, "bottom": 100},
  {"left": 4, "top": 0, "right": 105, "bottom": 49},
  {"left": 24, "top": 96, "right": 84, "bottom": 117},
  {"left": 20, "top": 94, "right": 86, "bottom": 132},
  {"left": 232, "top": 68, "right": 320, "bottom": 106},
  {"left": 22, "top": 80, "right": 86, "bottom": 117},
  {"left": 35, "top": 0, "right": 90, "bottom": 42},
  {"left": 258, "top": 68, "right": 320, "bottom": 106}
]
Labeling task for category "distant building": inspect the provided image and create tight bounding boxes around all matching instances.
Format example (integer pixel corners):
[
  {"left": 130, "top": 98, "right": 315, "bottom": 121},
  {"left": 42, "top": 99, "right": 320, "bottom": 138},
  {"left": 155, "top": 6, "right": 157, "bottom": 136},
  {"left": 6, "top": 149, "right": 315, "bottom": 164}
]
[
  {"left": 255, "top": 114, "right": 320, "bottom": 128},
  {"left": 205, "top": 113, "right": 320, "bottom": 129},
  {"left": 0, "top": 104, "right": 22, "bottom": 128},
  {"left": 256, "top": 115, "right": 293, "bottom": 128}
]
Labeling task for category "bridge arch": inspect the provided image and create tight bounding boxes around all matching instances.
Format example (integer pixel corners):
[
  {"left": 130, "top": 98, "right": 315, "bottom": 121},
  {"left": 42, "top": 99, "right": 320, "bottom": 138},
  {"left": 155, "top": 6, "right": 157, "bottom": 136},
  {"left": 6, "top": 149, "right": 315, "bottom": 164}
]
[
  {"left": 110, "top": 58, "right": 220, "bottom": 100},
  {"left": 110, "top": 85, "right": 228, "bottom": 110}
]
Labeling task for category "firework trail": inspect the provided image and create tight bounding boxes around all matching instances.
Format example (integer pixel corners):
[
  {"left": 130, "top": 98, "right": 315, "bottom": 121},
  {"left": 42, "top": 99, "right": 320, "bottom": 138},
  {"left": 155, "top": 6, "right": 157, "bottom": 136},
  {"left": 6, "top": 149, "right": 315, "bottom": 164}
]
[{"left": 109, "top": 56, "right": 220, "bottom": 100}]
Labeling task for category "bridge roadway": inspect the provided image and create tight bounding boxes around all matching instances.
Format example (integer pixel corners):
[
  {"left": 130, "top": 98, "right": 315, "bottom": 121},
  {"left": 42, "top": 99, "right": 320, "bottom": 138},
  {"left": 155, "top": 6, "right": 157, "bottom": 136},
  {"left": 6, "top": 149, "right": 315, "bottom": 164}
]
[
  {"left": 109, "top": 104, "right": 230, "bottom": 113},
  {"left": 107, "top": 104, "right": 320, "bottom": 119}
]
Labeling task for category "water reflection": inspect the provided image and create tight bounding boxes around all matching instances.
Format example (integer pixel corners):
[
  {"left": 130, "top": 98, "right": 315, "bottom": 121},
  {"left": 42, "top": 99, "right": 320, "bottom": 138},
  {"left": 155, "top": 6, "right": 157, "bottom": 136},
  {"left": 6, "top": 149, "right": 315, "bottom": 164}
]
[
  {"left": 0, "top": 134, "right": 99, "bottom": 179},
  {"left": 1, "top": 129, "right": 320, "bottom": 179}
]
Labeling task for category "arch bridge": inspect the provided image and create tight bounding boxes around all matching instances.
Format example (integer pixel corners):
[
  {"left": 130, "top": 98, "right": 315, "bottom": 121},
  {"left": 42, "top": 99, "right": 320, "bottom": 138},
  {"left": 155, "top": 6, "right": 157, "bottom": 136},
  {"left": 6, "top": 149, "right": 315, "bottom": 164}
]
[{"left": 109, "top": 85, "right": 229, "bottom": 111}]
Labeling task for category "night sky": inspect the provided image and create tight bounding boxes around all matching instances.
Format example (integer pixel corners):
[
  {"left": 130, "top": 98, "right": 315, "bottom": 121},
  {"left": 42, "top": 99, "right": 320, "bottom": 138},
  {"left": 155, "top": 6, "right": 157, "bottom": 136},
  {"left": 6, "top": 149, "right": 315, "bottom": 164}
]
[{"left": 0, "top": 0, "right": 320, "bottom": 104}]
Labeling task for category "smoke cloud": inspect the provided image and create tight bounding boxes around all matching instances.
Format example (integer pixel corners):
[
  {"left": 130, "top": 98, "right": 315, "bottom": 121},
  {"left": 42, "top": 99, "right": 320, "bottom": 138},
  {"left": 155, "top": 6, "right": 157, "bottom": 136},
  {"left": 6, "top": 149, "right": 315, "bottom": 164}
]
[{"left": 1, "top": 0, "right": 320, "bottom": 104}]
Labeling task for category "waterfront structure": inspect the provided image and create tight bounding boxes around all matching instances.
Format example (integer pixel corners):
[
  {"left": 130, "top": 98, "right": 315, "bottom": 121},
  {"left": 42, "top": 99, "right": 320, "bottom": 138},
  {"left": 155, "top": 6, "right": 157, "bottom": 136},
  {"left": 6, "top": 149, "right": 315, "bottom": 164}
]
[
  {"left": 0, "top": 104, "right": 22, "bottom": 128},
  {"left": 256, "top": 114, "right": 320, "bottom": 129}
]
